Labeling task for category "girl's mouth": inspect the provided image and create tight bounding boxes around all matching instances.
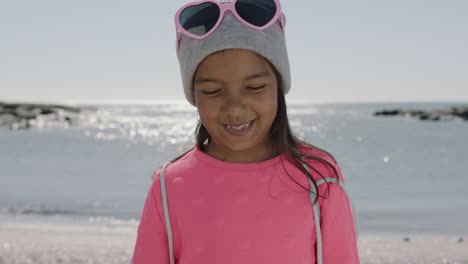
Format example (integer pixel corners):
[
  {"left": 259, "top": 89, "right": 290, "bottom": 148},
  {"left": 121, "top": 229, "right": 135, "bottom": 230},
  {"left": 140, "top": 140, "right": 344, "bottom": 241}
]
[{"left": 223, "top": 120, "right": 255, "bottom": 137}]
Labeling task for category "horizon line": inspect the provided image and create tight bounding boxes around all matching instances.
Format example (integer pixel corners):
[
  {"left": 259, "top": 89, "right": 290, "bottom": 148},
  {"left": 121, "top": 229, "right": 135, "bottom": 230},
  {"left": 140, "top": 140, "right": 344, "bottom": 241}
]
[{"left": 1, "top": 98, "right": 468, "bottom": 106}]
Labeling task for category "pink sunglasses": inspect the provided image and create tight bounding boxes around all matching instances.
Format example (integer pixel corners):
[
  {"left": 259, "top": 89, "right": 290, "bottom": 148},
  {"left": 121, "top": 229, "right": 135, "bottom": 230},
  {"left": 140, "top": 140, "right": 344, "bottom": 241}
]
[{"left": 174, "top": 0, "right": 285, "bottom": 54}]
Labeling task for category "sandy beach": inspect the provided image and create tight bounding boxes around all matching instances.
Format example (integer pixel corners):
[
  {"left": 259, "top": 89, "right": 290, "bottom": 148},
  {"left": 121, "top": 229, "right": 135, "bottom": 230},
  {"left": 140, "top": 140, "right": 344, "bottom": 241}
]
[{"left": 1, "top": 222, "right": 467, "bottom": 264}]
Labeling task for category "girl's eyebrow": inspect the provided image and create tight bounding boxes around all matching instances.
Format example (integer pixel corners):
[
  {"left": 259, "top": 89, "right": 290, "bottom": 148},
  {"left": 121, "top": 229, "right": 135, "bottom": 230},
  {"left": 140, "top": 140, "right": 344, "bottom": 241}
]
[{"left": 195, "top": 71, "right": 270, "bottom": 84}]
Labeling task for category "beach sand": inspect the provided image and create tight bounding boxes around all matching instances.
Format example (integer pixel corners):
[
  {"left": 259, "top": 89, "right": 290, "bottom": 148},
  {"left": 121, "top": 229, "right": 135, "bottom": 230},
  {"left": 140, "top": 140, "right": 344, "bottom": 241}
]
[{"left": 1, "top": 222, "right": 467, "bottom": 264}]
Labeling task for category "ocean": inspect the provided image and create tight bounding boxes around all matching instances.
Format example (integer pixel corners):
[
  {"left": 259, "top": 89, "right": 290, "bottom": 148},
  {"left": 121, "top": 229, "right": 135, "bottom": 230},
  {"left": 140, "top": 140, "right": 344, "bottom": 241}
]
[{"left": 1, "top": 101, "right": 467, "bottom": 236}]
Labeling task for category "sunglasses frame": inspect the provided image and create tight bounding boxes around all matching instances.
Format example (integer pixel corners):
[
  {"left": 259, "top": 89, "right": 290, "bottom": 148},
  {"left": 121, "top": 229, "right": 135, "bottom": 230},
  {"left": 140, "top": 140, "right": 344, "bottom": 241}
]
[{"left": 175, "top": 0, "right": 285, "bottom": 54}]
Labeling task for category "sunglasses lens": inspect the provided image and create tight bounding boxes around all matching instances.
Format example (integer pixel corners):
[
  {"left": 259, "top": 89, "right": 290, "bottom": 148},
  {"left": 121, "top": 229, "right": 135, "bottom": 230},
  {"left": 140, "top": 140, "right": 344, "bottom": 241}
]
[
  {"left": 179, "top": 3, "right": 220, "bottom": 36},
  {"left": 235, "top": 0, "right": 277, "bottom": 27}
]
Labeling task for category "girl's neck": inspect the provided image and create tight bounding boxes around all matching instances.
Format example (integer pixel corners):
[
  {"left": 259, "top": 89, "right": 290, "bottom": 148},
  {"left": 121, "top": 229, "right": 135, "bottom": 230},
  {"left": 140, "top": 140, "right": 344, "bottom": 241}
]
[{"left": 204, "top": 140, "right": 278, "bottom": 163}]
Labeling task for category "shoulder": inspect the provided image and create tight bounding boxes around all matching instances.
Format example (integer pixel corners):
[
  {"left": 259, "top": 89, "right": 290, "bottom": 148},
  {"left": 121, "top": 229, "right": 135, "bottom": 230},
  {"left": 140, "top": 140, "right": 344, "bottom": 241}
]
[
  {"left": 294, "top": 143, "right": 338, "bottom": 165},
  {"left": 293, "top": 144, "right": 353, "bottom": 211},
  {"left": 146, "top": 148, "right": 196, "bottom": 205},
  {"left": 293, "top": 143, "right": 345, "bottom": 184},
  {"left": 151, "top": 147, "right": 196, "bottom": 183}
]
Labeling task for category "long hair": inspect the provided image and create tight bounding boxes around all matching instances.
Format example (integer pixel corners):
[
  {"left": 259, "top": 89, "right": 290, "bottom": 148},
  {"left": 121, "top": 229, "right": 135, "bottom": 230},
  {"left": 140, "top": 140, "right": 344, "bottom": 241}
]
[{"left": 166, "top": 54, "right": 341, "bottom": 205}]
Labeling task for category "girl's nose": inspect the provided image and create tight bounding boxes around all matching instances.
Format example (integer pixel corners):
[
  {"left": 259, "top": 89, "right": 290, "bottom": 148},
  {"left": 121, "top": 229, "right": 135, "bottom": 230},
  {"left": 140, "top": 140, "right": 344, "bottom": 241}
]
[{"left": 222, "top": 94, "right": 246, "bottom": 114}]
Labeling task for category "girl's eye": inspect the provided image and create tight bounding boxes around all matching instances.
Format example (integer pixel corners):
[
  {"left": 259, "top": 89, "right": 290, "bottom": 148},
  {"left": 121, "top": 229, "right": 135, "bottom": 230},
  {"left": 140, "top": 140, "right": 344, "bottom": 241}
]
[
  {"left": 202, "top": 90, "right": 221, "bottom": 95},
  {"left": 247, "top": 85, "right": 266, "bottom": 91}
]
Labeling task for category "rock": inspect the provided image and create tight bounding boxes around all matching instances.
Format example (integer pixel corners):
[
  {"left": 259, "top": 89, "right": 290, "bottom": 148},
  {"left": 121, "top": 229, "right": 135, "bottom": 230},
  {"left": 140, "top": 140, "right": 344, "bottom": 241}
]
[
  {"left": 373, "top": 106, "right": 468, "bottom": 122},
  {"left": 420, "top": 113, "right": 440, "bottom": 121},
  {"left": 40, "top": 108, "right": 55, "bottom": 115},
  {"left": 458, "top": 237, "right": 464, "bottom": 243},
  {"left": 403, "top": 237, "right": 411, "bottom": 242},
  {"left": 406, "top": 110, "right": 426, "bottom": 117},
  {"left": 453, "top": 108, "right": 468, "bottom": 120},
  {"left": 0, "top": 114, "right": 17, "bottom": 126},
  {"left": 374, "top": 110, "right": 401, "bottom": 116},
  {"left": 0, "top": 101, "right": 94, "bottom": 130}
]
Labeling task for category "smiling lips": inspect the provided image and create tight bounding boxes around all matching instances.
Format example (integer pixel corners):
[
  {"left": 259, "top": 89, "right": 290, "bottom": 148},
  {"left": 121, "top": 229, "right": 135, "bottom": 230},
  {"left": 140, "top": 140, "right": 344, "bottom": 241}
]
[{"left": 224, "top": 120, "right": 255, "bottom": 136}]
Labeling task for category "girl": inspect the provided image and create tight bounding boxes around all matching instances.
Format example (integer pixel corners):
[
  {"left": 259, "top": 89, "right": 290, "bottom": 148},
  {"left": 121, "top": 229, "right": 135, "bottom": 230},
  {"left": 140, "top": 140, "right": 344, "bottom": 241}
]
[{"left": 132, "top": 0, "right": 360, "bottom": 263}]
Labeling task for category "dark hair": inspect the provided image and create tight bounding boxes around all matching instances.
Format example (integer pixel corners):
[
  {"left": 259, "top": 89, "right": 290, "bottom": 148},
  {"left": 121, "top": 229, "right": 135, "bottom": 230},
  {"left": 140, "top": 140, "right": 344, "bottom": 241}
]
[{"left": 166, "top": 52, "right": 341, "bottom": 205}]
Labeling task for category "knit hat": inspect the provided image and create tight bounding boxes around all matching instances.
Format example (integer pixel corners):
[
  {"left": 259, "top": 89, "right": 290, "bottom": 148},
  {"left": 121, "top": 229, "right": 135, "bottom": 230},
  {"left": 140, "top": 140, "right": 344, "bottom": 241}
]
[{"left": 176, "top": 6, "right": 291, "bottom": 107}]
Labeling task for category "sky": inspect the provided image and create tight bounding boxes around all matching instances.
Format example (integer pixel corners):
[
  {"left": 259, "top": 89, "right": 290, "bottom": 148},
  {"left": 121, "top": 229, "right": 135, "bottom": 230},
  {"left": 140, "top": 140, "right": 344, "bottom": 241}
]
[{"left": 1, "top": 0, "right": 467, "bottom": 105}]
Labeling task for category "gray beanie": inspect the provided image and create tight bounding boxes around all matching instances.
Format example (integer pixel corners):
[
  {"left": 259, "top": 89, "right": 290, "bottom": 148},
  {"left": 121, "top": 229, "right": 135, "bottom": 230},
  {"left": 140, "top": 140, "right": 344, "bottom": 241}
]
[{"left": 176, "top": 9, "right": 291, "bottom": 107}]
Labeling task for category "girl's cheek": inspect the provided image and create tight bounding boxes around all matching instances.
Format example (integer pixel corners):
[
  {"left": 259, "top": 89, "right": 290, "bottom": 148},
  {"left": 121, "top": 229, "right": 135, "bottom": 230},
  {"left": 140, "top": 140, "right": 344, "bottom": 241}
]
[
  {"left": 198, "top": 101, "right": 222, "bottom": 121},
  {"left": 199, "top": 98, "right": 222, "bottom": 112},
  {"left": 196, "top": 93, "right": 217, "bottom": 106},
  {"left": 254, "top": 90, "right": 276, "bottom": 106}
]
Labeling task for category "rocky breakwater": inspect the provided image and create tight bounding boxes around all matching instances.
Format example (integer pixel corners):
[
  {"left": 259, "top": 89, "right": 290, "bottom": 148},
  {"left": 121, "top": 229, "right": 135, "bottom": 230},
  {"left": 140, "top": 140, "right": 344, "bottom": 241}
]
[
  {"left": 374, "top": 106, "right": 468, "bottom": 122},
  {"left": 0, "top": 101, "right": 96, "bottom": 129}
]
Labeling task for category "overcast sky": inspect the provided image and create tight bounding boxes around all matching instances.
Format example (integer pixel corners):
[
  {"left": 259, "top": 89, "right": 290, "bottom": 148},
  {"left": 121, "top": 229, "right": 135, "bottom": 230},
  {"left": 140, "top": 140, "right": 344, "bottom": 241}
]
[{"left": 1, "top": 0, "right": 467, "bottom": 105}]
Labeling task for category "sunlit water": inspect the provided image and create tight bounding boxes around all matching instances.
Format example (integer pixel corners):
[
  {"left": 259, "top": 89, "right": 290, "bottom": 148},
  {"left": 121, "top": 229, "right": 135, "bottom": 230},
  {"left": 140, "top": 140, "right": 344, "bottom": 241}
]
[{"left": 1, "top": 101, "right": 467, "bottom": 236}]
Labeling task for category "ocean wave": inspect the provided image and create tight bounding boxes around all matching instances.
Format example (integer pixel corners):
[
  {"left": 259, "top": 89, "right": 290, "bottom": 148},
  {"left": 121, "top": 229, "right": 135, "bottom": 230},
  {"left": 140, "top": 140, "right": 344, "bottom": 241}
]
[
  {"left": 0, "top": 206, "right": 139, "bottom": 228},
  {"left": 0, "top": 206, "right": 77, "bottom": 216}
]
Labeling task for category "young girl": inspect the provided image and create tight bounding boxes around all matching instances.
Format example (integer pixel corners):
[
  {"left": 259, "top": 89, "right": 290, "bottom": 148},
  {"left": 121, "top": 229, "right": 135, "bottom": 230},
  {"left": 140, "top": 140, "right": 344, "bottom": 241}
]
[{"left": 132, "top": 0, "right": 360, "bottom": 263}]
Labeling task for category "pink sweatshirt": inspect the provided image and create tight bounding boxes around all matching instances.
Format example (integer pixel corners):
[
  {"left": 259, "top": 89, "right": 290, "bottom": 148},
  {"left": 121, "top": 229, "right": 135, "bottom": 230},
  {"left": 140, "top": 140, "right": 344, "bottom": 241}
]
[{"left": 132, "top": 144, "right": 360, "bottom": 264}]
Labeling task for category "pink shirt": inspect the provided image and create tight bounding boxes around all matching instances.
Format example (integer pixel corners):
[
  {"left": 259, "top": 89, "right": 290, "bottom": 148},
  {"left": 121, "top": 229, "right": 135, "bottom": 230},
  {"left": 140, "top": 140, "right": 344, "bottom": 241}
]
[{"left": 132, "top": 144, "right": 360, "bottom": 264}]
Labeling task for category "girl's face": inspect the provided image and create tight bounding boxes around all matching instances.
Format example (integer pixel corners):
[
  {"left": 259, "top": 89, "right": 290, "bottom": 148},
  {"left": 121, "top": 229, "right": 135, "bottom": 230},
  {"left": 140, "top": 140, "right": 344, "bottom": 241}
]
[{"left": 193, "top": 49, "right": 278, "bottom": 163}]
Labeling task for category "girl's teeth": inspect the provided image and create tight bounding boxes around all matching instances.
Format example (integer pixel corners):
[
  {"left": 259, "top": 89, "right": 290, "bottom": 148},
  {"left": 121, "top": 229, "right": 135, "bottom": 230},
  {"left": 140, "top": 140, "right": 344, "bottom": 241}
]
[{"left": 228, "top": 121, "right": 251, "bottom": 130}]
